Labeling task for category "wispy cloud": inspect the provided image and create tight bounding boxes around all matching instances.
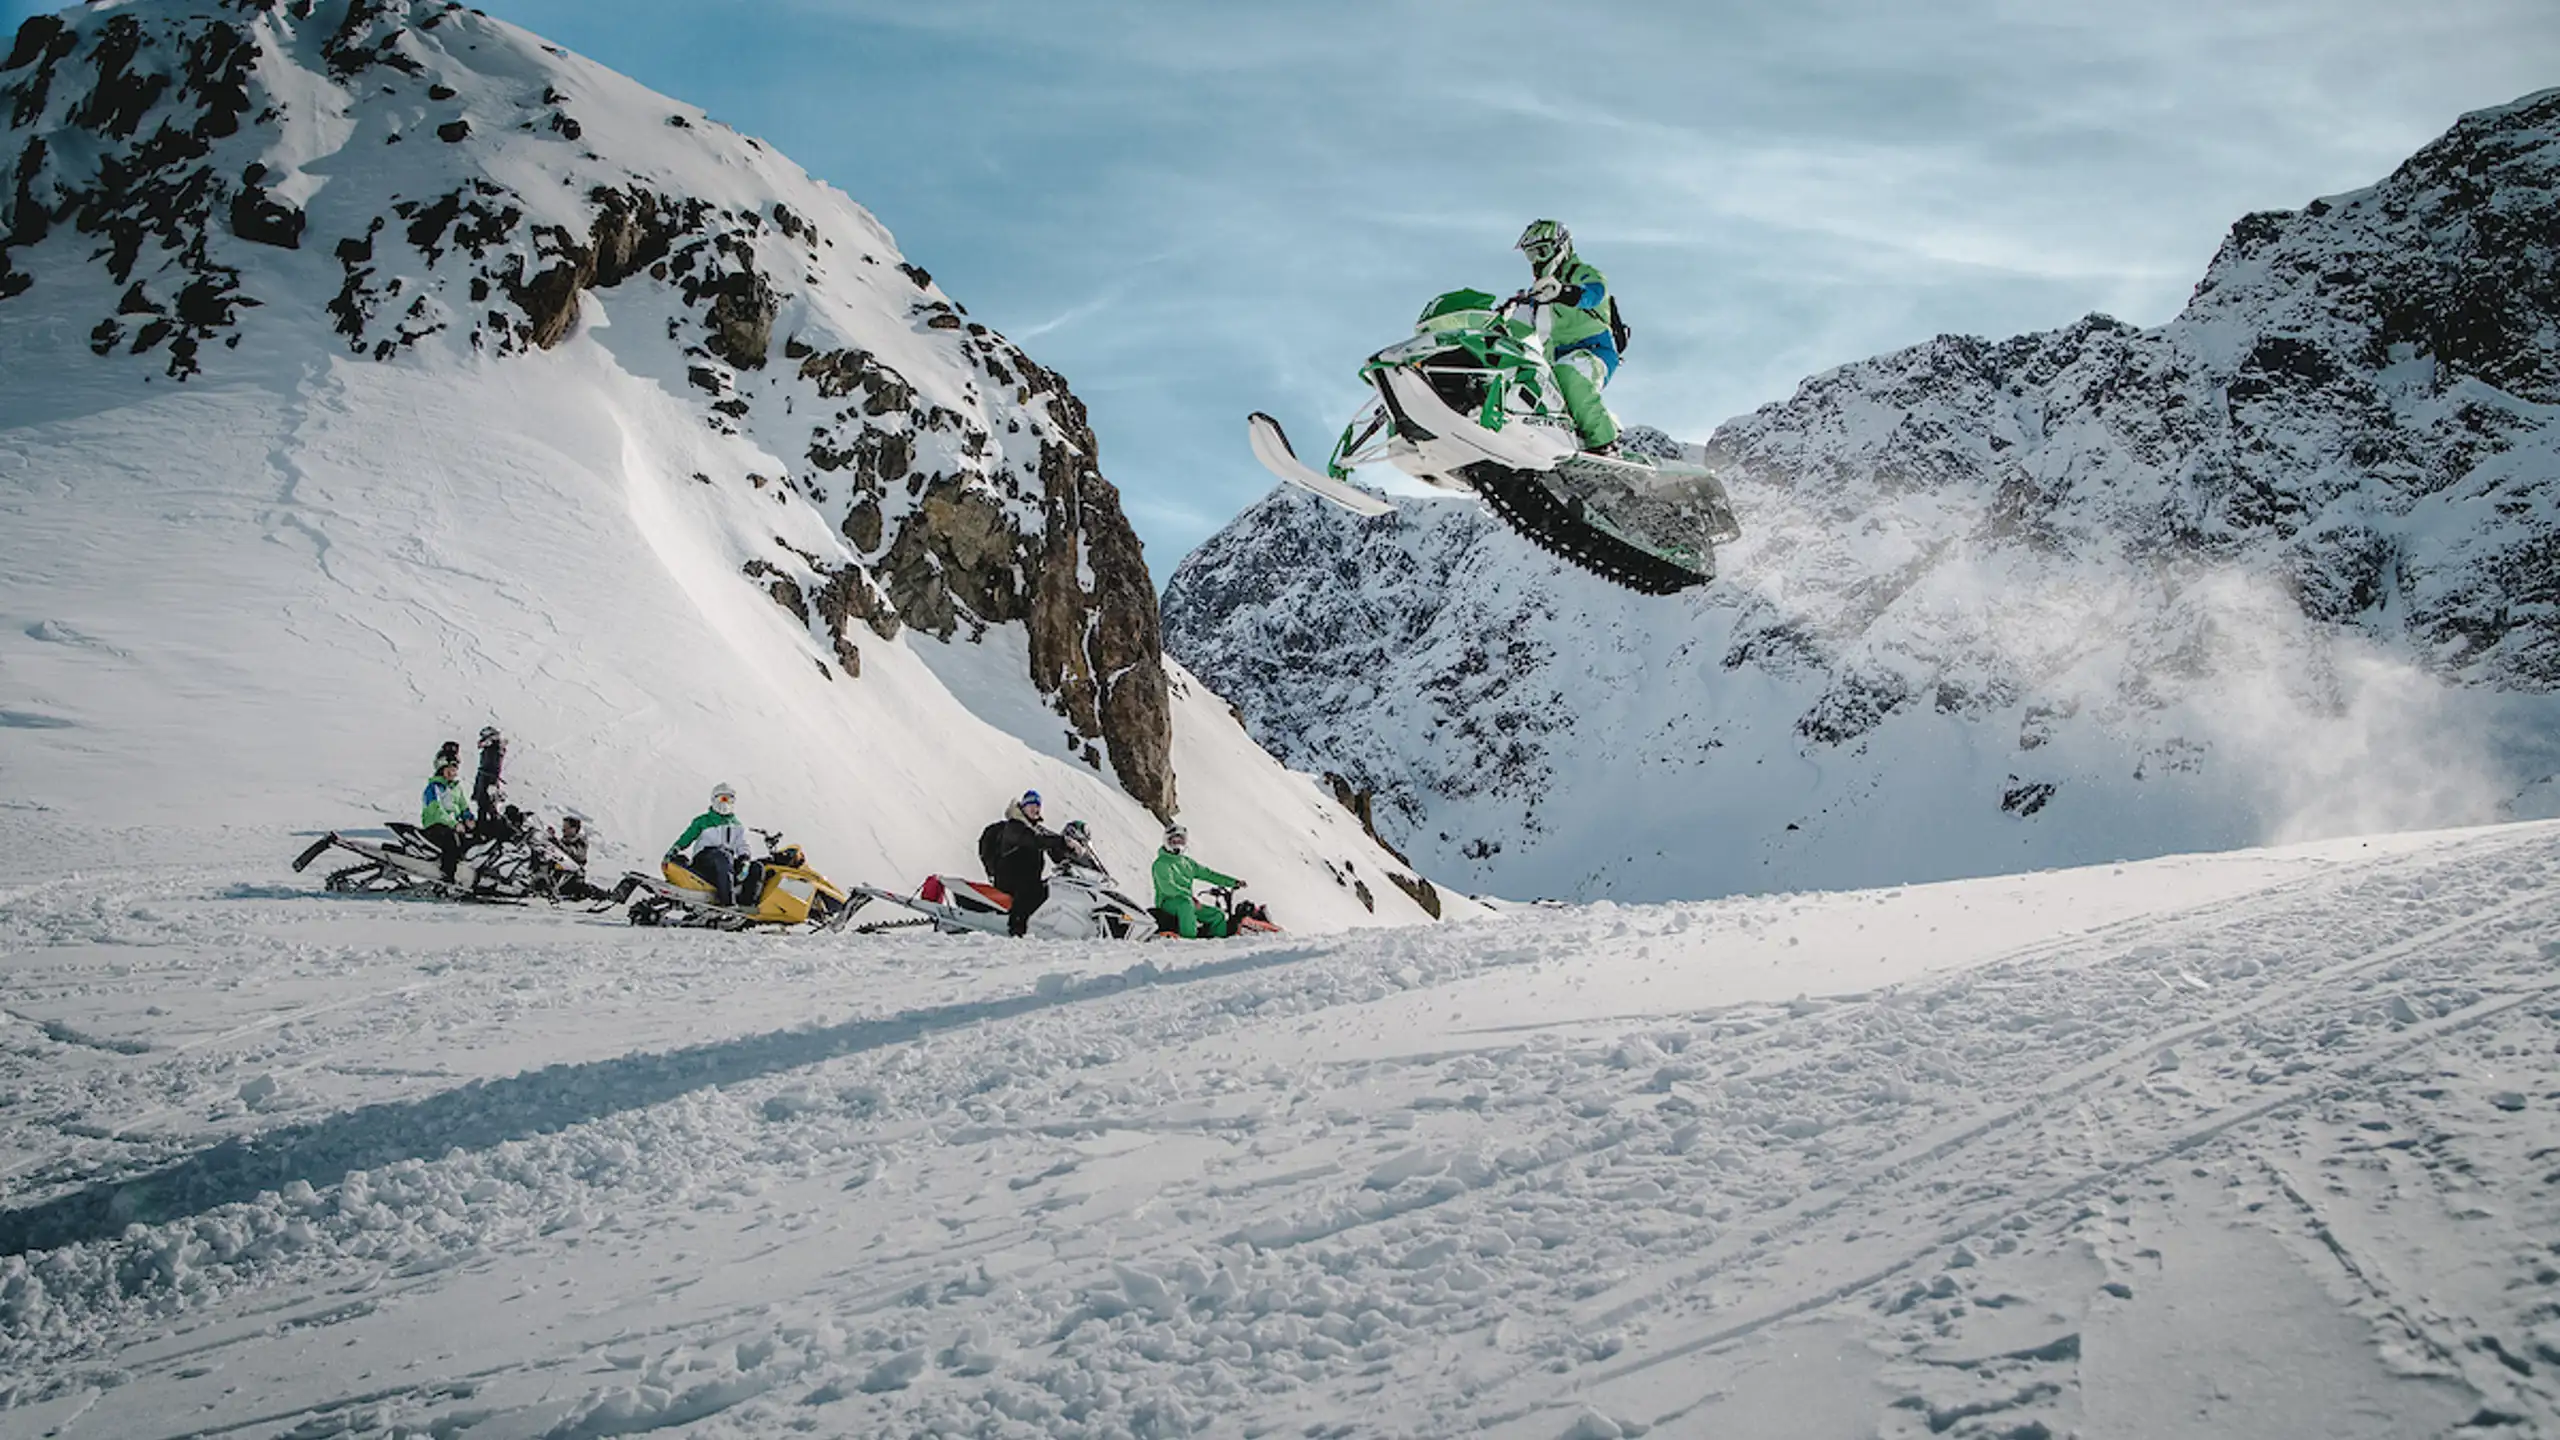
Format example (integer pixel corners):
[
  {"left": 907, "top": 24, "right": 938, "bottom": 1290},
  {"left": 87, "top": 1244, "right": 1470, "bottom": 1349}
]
[{"left": 1012, "top": 283, "right": 1127, "bottom": 341}]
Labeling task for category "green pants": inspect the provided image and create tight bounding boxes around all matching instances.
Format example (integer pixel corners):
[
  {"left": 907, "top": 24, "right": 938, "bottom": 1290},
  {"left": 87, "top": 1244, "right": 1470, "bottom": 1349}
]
[
  {"left": 1163, "top": 898, "right": 1228, "bottom": 938},
  {"left": 1554, "top": 348, "right": 1618, "bottom": 450}
]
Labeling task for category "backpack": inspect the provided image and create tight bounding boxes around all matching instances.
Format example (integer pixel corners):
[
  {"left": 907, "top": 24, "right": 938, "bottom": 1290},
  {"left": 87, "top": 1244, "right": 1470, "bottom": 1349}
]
[
  {"left": 1607, "top": 296, "right": 1631, "bottom": 356},
  {"left": 977, "top": 821, "right": 1004, "bottom": 878}
]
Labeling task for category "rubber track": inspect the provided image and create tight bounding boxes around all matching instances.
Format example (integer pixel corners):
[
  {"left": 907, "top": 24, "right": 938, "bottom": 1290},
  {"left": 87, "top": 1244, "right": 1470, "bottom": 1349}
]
[{"left": 1461, "top": 462, "right": 1709, "bottom": 595}]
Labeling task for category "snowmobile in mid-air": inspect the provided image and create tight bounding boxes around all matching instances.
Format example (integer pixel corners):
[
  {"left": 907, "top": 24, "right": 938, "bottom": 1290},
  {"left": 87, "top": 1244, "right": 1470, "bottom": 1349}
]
[
  {"left": 1249, "top": 287, "right": 1741, "bottom": 594},
  {"left": 851, "top": 856, "right": 1154, "bottom": 940},
  {"left": 291, "top": 821, "right": 543, "bottom": 902},
  {"left": 615, "top": 831, "right": 856, "bottom": 931}
]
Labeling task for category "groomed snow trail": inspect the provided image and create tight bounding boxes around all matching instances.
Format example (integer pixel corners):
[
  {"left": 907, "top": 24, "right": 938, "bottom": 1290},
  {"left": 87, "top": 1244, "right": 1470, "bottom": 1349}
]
[{"left": 2, "top": 819, "right": 2556, "bottom": 1438}]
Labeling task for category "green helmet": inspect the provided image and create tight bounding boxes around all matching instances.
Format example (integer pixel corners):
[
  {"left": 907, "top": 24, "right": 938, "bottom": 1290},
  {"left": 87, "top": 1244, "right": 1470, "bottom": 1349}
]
[{"left": 1516, "top": 219, "right": 1571, "bottom": 280}]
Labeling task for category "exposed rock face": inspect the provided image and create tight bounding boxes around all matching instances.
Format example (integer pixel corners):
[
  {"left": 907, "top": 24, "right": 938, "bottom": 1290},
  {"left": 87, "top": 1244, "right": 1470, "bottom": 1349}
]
[
  {"left": 1165, "top": 88, "right": 2560, "bottom": 900},
  {"left": 1, "top": 0, "right": 1173, "bottom": 814}
]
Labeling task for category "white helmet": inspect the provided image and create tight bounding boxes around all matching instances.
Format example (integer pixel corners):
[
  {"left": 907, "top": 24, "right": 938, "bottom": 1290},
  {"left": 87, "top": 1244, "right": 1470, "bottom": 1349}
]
[
  {"left": 1516, "top": 219, "right": 1572, "bottom": 281},
  {"left": 710, "top": 782, "right": 736, "bottom": 816}
]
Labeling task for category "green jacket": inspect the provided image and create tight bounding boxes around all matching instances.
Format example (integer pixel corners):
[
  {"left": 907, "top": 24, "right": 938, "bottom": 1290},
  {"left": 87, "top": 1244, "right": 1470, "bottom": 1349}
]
[
  {"left": 1542, "top": 255, "right": 1613, "bottom": 353},
  {"left": 1153, "top": 847, "right": 1243, "bottom": 939},
  {"left": 1153, "top": 848, "right": 1241, "bottom": 906},
  {"left": 421, "top": 776, "right": 469, "bottom": 829},
  {"left": 670, "top": 809, "right": 748, "bottom": 857}
]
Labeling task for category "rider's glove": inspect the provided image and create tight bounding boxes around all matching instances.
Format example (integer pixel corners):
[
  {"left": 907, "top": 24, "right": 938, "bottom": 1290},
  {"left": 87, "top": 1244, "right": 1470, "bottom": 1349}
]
[{"left": 1528, "top": 276, "right": 1564, "bottom": 303}]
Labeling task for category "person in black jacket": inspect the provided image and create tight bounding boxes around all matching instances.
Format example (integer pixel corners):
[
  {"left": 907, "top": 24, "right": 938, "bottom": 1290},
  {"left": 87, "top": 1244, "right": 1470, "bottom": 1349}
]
[
  {"left": 977, "top": 790, "right": 1069, "bottom": 937},
  {"left": 471, "top": 726, "right": 507, "bottom": 821}
]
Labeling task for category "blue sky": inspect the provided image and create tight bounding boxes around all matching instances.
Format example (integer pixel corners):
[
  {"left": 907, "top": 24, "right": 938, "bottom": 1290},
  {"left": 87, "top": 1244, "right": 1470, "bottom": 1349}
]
[{"left": 10, "top": 1, "right": 2557, "bottom": 576}]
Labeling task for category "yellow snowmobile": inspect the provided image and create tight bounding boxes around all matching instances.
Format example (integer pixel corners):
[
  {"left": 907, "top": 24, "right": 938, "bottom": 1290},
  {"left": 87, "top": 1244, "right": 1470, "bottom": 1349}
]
[{"left": 614, "top": 834, "right": 856, "bottom": 931}]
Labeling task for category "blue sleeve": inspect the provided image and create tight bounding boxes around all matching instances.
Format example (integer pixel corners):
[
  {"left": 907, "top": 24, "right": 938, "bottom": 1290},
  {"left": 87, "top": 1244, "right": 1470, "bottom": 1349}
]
[{"left": 1565, "top": 261, "right": 1607, "bottom": 312}]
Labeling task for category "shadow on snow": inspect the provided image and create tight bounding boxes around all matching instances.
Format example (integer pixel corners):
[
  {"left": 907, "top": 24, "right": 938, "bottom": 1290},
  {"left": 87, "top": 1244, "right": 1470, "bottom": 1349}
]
[{"left": 0, "top": 943, "right": 1330, "bottom": 1257}]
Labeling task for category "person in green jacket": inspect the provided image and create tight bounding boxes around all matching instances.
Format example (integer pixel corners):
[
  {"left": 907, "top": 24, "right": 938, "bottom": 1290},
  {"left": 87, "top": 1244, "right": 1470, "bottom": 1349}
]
[
  {"left": 665, "top": 782, "right": 753, "bottom": 907},
  {"left": 420, "top": 753, "right": 470, "bottom": 882},
  {"left": 1515, "top": 218, "right": 1619, "bottom": 454},
  {"left": 1152, "top": 823, "right": 1245, "bottom": 938}
]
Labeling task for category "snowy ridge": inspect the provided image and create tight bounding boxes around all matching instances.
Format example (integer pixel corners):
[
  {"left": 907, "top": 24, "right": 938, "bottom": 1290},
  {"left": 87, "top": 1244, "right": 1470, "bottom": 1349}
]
[
  {"left": 0, "top": 0, "right": 1451, "bottom": 928},
  {"left": 1166, "top": 89, "right": 2560, "bottom": 902}
]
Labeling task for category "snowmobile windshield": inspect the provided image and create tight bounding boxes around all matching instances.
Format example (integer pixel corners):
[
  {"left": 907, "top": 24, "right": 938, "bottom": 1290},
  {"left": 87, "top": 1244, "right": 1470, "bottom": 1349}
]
[{"left": 1414, "top": 288, "right": 1501, "bottom": 335}]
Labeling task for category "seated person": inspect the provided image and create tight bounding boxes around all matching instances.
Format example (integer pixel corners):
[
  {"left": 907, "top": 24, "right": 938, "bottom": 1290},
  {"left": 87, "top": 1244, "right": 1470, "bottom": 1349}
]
[
  {"left": 666, "top": 783, "right": 752, "bottom": 907},
  {"left": 541, "top": 813, "right": 603, "bottom": 901},
  {"left": 1059, "top": 819, "right": 1102, "bottom": 872},
  {"left": 1151, "top": 824, "right": 1246, "bottom": 938}
]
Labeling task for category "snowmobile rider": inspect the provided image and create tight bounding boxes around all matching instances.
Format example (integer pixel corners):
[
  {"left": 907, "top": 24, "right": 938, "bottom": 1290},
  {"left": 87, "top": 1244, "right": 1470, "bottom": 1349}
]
[
  {"left": 552, "top": 813, "right": 590, "bottom": 870},
  {"left": 1059, "top": 819, "right": 1101, "bottom": 872},
  {"left": 1152, "top": 823, "right": 1246, "bottom": 939},
  {"left": 421, "top": 753, "right": 470, "bottom": 884},
  {"left": 666, "top": 782, "right": 755, "bottom": 908},
  {"left": 541, "top": 813, "right": 601, "bottom": 901},
  {"left": 1516, "top": 219, "right": 1618, "bottom": 455},
  {"left": 471, "top": 726, "right": 507, "bottom": 823},
  {"left": 979, "top": 790, "right": 1071, "bottom": 938}
]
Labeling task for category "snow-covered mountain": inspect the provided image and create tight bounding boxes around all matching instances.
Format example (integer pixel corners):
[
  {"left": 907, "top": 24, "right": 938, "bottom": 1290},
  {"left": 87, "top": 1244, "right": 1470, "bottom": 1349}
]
[
  {"left": 1165, "top": 88, "right": 2560, "bottom": 903},
  {"left": 0, "top": 0, "right": 1453, "bottom": 928}
]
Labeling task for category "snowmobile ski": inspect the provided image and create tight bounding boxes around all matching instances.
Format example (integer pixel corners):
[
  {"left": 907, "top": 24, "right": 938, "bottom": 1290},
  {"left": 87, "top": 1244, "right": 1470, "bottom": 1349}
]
[{"left": 1247, "top": 412, "right": 1396, "bottom": 518}]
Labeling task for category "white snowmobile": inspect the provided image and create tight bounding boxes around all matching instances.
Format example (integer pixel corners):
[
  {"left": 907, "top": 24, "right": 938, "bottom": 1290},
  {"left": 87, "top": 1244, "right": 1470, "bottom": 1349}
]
[
  {"left": 850, "top": 854, "right": 1153, "bottom": 940},
  {"left": 1249, "top": 287, "right": 1741, "bottom": 594},
  {"left": 291, "top": 820, "right": 542, "bottom": 902}
]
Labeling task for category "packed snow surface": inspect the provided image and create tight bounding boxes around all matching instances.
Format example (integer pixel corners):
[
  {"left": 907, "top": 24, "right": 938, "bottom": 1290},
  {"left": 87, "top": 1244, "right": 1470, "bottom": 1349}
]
[{"left": 4, "top": 814, "right": 2556, "bottom": 1437}]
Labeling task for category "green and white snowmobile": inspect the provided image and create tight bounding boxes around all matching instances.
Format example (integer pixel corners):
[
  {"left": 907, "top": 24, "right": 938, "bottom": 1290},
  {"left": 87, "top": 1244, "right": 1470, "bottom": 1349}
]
[{"left": 1248, "top": 288, "right": 1741, "bottom": 594}]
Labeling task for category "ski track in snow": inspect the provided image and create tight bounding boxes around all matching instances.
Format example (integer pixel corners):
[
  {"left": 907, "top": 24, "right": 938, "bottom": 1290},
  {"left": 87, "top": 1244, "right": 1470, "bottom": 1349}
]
[{"left": 1, "top": 822, "right": 2557, "bottom": 1438}]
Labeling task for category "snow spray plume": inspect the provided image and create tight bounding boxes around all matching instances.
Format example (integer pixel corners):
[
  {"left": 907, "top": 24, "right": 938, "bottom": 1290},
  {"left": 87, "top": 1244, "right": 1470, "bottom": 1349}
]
[{"left": 1723, "top": 484, "right": 2514, "bottom": 845}]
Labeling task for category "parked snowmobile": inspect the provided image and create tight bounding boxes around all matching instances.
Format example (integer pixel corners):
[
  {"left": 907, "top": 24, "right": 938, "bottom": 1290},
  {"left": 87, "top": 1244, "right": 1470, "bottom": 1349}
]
[
  {"left": 615, "top": 831, "right": 855, "bottom": 931},
  {"left": 291, "top": 822, "right": 542, "bottom": 902},
  {"left": 1152, "top": 883, "right": 1281, "bottom": 939},
  {"left": 852, "top": 858, "right": 1153, "bottom": 940},
  {"left": 1248, "top": 287, "right": 1741, "bottom": 594}
]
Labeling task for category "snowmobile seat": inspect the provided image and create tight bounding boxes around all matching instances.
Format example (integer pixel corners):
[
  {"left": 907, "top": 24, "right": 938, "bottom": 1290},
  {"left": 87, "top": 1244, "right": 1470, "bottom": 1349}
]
[
  {"left": 1150, "top": 906, "right": 1182, "bottom": 938},
  {"left": 956, "top": 880, "right": 1010, "bottom": 913}
]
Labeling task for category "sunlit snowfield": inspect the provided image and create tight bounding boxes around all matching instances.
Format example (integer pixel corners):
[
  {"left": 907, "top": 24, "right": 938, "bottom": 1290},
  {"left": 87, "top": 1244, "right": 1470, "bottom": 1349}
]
[{"left": 5, "top": 816, "right": 2556, "bottom": 1438}]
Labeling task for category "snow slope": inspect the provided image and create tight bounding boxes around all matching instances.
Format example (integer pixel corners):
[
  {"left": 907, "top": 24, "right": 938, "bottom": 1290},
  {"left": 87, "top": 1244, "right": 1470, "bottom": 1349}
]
[
  {"left": 3, "top": 814, "right": 2556, "bottom": 1436},
  {"left": 0, "top": 0, "right": 1447, "bottom": 930},
  {"left": 1165, "top": 89, "right": 2560, "bottom": 903}
]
